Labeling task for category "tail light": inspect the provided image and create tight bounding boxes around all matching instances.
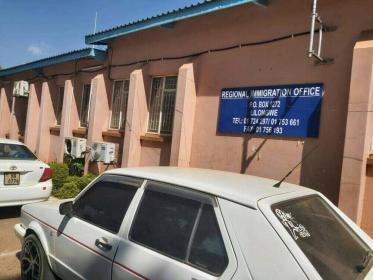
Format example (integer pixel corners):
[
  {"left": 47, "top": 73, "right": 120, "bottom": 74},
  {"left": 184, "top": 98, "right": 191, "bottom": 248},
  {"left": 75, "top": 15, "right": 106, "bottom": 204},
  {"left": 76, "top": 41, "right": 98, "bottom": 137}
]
[{"left": 39, "top": 167, "right": 53, "bottom": 182}]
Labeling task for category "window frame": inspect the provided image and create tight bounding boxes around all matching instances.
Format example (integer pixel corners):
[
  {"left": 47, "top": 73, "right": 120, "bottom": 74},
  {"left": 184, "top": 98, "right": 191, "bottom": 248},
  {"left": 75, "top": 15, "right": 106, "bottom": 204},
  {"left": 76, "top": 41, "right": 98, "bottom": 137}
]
[
  {"left": 79, "top": 84, "right": 92, "bottom": 128},
  {"left": 147, "top": 75, "right": 178, "bottom": 135},
  {"left": 72, "top": 174, "right": 143, "bottom": 234},
  {"left": 55, "top": 86, "right": 64, "bottom": 126},
  {"left": 109, "top": 79, "right": 130, "bottom": 131},
  {"left": 128, "top": 180, "right": 231, "bottom": 276}
]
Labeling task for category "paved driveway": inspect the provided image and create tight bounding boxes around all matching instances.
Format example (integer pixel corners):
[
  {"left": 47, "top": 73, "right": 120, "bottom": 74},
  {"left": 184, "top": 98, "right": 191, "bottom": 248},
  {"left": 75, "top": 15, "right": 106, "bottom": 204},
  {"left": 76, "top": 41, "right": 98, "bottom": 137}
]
[{"left": 0, "top": 207, "right": 21, "bottom": 280}]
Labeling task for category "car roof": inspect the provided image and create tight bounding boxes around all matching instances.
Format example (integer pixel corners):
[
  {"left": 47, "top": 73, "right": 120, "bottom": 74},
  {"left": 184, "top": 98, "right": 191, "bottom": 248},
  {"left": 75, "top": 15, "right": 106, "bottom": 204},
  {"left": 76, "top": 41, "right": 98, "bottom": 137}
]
[
  {"left": 0, "top": 138, "right": 25, "bottom": 145},
  {"left": 106, "top": 167, "right": 313, "bottom": 209}
]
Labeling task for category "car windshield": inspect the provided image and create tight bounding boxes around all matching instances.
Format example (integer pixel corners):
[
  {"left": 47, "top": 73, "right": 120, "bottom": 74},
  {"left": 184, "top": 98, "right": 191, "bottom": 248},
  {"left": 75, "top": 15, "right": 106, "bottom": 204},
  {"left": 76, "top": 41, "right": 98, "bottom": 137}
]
[
  {"left": 0, "top": 143, "right": 37, "bottom": 160},
  {"left": 272, "top": 195, "right": 372, "bottom": 280}
]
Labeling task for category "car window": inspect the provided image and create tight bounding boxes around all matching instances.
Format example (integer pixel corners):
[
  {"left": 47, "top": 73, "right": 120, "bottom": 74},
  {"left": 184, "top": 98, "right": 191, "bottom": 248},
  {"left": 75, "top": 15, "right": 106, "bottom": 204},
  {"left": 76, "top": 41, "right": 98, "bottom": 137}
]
[
  {"left": 188, "top": 204, "right": 228, "bottom": 275},
  {"left": 130, "top": 182, "right": 229, "bottom": 275},
  {"left": 130, "top": 188, "right": 200, "bottom": 260},
  {"left": 0, "top": 144, "right": 37, "bottom": 160},
  {"left": 272, "top": 195, "right": 372, "bottom": 280},
  {"left": 73, "top": 175, "right": 142, "bottom": 233}
]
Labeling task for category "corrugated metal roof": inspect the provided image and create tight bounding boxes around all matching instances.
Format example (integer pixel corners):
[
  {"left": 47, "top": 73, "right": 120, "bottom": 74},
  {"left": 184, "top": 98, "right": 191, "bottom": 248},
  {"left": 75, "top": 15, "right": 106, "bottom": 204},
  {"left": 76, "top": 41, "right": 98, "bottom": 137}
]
[
  {"left": 0, "top": 48, "right": 107, "bottom": 78},
  {"left": 85, "top": 0, "right": 268, "bottom": 45}
]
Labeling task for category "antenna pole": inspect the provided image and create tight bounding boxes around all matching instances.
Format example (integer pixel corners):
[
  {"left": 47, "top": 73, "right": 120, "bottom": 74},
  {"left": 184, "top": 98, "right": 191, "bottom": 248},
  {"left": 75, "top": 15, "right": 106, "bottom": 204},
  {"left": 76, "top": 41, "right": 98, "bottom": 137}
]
[
  {"left": 273, "top": 144, "right": 320, "bottom": 188},
  {"left": 93, "top": 11, "right": 98, "bottom": 35}
]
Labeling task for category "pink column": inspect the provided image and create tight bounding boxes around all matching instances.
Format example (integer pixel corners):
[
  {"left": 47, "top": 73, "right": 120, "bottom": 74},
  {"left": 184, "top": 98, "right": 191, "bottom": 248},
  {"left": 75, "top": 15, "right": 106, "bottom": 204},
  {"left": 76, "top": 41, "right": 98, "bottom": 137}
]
[
  {"left": 85, "top": 74, "right": 110, "bottom": 173},
  {"left": 57, "top": 79, "right": 75, "bottom": 162},
  {"left": 8, "top": 91, "right": 18, "bottom": 140},
  {"left": 35, "top": 81, "right": 55, "bottom": 162},
  {"left": 339, "top": 37, "right": 373, "bottom": 224},
  {"left": 87, "top": 74, "right": 109, "bottom": 144},
  {"left": 170, "top": 63, "right": 197, "bottom": 167},
  {"left": 122, "top": 69, "right": 148, "bottom": 167},
  {"left": 24, "top": 83, "right": 41, "bottom": 152},
  {"left": 0, "top": 86, "right": 11, "bottom": 138}
]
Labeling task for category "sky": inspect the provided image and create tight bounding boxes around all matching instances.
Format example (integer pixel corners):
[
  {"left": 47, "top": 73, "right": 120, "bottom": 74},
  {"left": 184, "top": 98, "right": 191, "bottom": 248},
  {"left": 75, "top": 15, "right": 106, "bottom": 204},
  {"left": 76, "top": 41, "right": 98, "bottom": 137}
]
[{"left": 0, "top": 0, "right": 199, "bottom": 68}]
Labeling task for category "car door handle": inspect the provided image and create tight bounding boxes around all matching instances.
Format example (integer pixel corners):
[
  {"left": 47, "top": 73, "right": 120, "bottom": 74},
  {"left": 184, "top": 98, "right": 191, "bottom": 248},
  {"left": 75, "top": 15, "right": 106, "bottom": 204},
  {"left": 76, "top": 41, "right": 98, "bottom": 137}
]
[{"left": 95, "top": 237, "right": 112, "bottom": 250}]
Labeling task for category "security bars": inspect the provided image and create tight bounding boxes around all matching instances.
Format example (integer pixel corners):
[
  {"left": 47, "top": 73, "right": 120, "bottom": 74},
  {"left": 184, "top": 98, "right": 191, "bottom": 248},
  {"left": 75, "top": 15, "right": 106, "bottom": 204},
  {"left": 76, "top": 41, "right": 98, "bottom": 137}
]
[
  {"left": 110, "top": 80, "right": 130, "bottom": 130},
  {"left": 148, "top": 76, "right": 177, "bottom": 135}
]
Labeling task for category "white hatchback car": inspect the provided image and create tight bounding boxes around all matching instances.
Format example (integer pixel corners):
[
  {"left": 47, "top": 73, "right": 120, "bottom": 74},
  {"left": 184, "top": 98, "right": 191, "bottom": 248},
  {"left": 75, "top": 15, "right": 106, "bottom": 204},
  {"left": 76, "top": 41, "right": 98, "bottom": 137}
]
[
  {"left": 15, "top": 167, "right": 372, "bottom": 280},
  {"left": 0, "top": 139, "right": 52, "bottom": 207}
]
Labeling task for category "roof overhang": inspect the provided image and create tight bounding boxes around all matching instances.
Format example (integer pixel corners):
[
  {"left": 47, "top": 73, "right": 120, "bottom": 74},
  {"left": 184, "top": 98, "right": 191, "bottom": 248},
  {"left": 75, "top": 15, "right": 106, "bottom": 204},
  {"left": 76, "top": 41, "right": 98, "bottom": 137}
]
[
  {"left": 0, "top": 48, "right": 107, "bottom": 78},
  {"left": 85, "top": 0, "right": 269, "bottom": 45}
]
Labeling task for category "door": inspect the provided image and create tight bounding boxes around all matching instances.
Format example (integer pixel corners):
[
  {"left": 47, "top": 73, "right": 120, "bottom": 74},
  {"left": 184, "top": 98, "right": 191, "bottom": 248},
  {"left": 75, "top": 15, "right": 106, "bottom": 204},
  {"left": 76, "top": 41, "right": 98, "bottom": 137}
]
[
  {"left": 112, "top": 180, "right": 237, "bottom": 280},
  {"left": 53, "top": 174, "right": 143, "bottom": 280}
]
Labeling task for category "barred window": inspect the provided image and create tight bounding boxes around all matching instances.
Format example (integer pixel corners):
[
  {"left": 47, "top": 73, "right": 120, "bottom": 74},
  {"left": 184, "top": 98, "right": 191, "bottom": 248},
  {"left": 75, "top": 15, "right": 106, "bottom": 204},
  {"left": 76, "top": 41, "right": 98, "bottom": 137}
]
[
  {"left": 148, "top": 76, "right": 177, "bottom": 134},
  {"left": 56, "top": 87, "right": 64, "bottom": 126},
  {"left": 110, "top": 80, "right": 129, "bottom": 130},
  {"left": 80, "top": 84, "right": 91, "bottom": 127}
]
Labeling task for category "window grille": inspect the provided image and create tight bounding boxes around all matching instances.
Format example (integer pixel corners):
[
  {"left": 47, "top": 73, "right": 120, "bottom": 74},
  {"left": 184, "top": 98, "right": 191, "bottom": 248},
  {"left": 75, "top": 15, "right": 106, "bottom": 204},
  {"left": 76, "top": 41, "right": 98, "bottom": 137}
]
[
  {"left": 148, "top": 76, "right": 177, "bottom": 134},
  {"left": 80, "top": 84, "right": 91, "bottom": 127},
  {"left": 110, "top": 80, "right": 130, "bottom": 130},
  {"left": 56, "top": 87, "right": 64, "bottom": 126}
]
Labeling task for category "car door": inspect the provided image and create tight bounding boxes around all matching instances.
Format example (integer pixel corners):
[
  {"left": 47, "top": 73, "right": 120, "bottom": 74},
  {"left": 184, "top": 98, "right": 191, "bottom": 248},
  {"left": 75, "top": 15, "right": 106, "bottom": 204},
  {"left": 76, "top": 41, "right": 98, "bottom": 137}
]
[
  {"left": 53, "top": 174, "right": 143, "bottom": 280},
  {"left": 112, "top": 180, "right": 237, "bottom": 280}
]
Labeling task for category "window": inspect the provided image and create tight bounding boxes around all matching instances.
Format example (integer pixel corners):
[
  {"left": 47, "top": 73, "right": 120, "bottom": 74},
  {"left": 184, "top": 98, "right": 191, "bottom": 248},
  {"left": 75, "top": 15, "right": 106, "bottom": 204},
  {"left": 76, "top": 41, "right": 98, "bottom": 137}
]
[
  {"left": 110, "top": 80, "right": 129, "bottom": 130},
  {"left": 188, "top": 204, "right": 229, "bottom": 275},
  {"left": 147, "top": 76, "right": 177, "bottom": 134},
  {"left": 0, "top": 144, "right": 37, "bottom": 160},
  {"left": 73, "top": 175, "right": 142, "bottom": 233},
  {"left": 56, "top": 87, "right": 64, "bottom": 126},
  {"left": 131, "top": 187, "right": 200, "bottom": 260},
  {"left": 130, "top": 182, "right": 228, "bottom": 275},
  {"left": 80, "top": 84, "right": 91, "bottom": 127},
  {"left": 272, "top": 195, "right": 372, "bottom": 280}
]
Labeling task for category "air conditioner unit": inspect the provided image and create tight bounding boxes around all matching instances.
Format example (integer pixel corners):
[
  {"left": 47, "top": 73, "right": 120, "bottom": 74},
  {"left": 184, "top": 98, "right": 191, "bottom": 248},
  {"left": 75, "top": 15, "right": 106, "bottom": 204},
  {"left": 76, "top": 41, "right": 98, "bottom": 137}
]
[
  {"left": 13, "top": 81, "right": 29, "bottom": 97},
  {"left": 90, "top": 142, "right": 116, "bottom": 164},
  {"left": 65, "top": 137, "right": 86, "bottom": 158}
]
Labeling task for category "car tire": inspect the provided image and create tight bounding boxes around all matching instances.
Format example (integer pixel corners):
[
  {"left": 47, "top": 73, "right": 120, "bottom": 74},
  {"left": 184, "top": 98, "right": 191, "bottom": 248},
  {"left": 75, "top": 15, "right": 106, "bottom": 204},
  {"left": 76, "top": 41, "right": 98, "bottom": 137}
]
[{"left": 20, "top": 234, "right": 56, "bottom": 280}]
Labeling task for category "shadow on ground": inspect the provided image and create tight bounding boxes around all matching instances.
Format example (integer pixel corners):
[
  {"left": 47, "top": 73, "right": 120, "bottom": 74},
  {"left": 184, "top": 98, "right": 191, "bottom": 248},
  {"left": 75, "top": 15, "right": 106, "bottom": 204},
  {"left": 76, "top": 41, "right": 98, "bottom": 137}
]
[{"left": 0, "top": 206, "right": 21, "bottom": 219}]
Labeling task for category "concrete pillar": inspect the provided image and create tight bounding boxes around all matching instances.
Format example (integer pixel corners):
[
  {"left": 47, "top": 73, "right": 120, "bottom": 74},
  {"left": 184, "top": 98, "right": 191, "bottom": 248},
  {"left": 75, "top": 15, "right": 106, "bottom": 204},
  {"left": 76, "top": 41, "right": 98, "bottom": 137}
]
[
  {"left": 0, "top": 86, "right": 11, "bottom": 138},
  {"left": 87, "top": 74, "right": 108, "bottom": 144},
  {"left": 8, "top": 97, "right": 19, "bottom": 140},
  {"left": 35, "top": 81, "right": 55, "bottom": 162},
  {"left": 24, "top": 83, "right": 41, "bottom": 152},
  {"left": 85, "top": 74, "right": 110, "bottom": 173},
  {"left": 57, "top": 79, "right": 74, "bottom": 162},
  {"left": 9, "top": 92, "right": 28, "bottom": 141},
  {"left": 339, "top": 34, "right": 373, "bottom": 225},
  {"left": 170, "top": 63, "right": 197, "bottom": 167},
  {"left": 122, "top": 69, "right": 148, "bottom": 167}
]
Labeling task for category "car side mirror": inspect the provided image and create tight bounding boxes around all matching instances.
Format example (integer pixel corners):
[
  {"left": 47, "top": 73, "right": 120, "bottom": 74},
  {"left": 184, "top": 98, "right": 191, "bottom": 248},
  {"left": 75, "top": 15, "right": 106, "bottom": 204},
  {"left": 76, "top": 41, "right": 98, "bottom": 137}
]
[{"left": 59, "top": 201, "right": 74, "bottom": 217}]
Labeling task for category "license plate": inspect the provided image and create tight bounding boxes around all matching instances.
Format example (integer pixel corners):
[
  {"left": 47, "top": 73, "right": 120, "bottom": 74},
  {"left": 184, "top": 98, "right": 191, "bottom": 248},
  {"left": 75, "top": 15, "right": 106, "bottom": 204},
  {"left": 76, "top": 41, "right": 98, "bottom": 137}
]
[{"left": 4, "top": 173, "right": 20, "bottom": 185}]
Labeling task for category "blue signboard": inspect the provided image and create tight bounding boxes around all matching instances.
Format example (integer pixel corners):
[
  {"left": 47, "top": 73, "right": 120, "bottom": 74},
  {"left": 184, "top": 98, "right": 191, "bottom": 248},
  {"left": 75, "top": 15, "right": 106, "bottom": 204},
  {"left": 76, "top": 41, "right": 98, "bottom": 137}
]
[{"left": 218, "top": 83, "right": 323, "bottom": 138}]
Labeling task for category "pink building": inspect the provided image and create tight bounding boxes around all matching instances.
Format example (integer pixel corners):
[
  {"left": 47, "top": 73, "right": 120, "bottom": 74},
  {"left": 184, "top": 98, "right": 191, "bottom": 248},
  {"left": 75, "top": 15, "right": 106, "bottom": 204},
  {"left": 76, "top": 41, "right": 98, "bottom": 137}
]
[{"left": 0, "top": 0, "right": 373, "bottom": 235}]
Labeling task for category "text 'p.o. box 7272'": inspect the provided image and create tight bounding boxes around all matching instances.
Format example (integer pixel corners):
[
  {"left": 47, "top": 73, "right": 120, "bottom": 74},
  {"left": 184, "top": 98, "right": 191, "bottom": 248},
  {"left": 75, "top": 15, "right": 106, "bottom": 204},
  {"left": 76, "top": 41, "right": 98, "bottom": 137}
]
[{"left": 218, "top": 83, "right": 323, "bottom": 138}]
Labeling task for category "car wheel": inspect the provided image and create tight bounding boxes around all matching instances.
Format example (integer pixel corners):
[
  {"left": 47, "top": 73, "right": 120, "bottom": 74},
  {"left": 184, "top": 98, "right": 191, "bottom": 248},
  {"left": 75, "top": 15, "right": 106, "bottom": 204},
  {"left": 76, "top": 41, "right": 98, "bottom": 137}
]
[{"left": 20, "top": 234, "right": 56, "bottom": 280}]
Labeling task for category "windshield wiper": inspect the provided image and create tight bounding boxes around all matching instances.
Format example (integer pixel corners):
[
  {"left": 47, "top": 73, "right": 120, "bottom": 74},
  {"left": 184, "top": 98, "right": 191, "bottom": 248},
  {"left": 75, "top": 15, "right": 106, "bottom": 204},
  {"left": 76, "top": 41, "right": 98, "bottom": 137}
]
[{"left": 356, "top": 250, "right": 373, "bottom": 273}]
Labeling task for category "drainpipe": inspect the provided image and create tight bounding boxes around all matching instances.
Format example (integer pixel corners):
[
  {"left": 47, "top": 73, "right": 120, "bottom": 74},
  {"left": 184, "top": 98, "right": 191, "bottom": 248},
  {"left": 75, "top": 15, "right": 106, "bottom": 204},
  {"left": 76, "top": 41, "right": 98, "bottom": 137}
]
[{"left": 308, "top": 0, "right": 318, "bottom": 58}]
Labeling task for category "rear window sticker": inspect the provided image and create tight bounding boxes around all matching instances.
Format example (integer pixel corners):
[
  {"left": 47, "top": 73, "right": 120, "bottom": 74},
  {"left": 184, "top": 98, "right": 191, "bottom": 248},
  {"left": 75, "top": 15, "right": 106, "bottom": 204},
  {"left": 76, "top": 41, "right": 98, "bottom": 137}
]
[{"left": 275, "top": 209, "right": 311, "bottom": 240}]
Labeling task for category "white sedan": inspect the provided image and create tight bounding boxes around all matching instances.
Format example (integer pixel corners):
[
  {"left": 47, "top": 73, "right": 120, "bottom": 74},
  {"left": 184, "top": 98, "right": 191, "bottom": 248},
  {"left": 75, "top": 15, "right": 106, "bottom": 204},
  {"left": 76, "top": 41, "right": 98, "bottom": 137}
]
[
  {"left": 15, "top": 167, "right": 372, "bottom": 280},
  {"left": 0, "top": 139, "right": 52, "bottom": 207}
]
